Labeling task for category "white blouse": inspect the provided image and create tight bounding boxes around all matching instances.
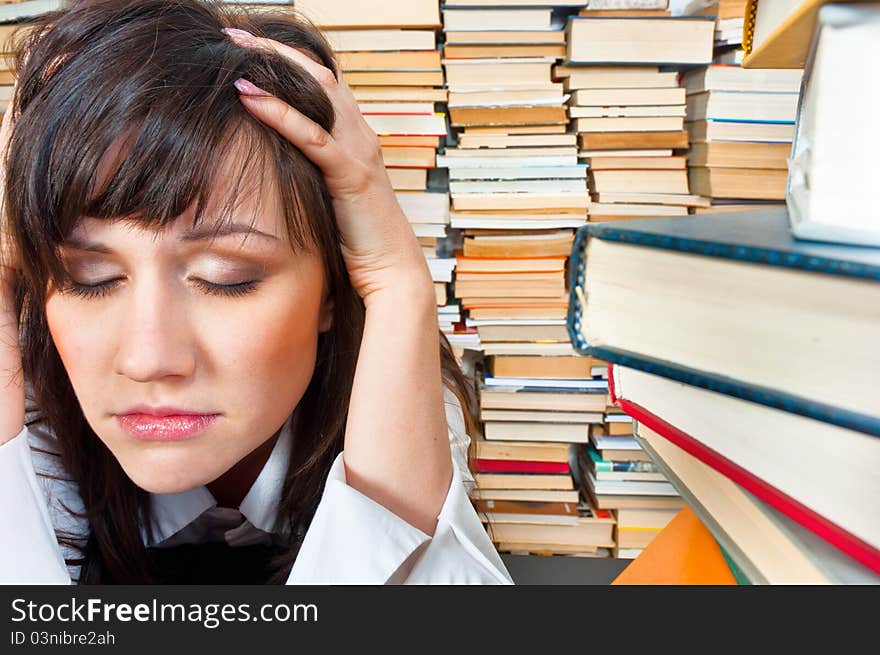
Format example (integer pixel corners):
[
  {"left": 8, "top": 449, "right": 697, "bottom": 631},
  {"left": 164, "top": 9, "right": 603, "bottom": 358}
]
[{"left": 0, "top": 386, "right": 513, "bottom": 585}]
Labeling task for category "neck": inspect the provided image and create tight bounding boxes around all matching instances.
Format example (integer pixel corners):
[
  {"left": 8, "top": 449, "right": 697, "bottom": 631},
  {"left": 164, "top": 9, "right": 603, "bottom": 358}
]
[{"left": 207, "top": 428, "right": 281, "bottom": 508}]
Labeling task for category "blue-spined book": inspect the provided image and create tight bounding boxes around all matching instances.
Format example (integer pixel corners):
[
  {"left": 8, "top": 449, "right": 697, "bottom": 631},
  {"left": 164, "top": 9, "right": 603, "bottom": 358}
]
[
  {"left": 587, "top": 445, "right": 659, "bottom": 474},
  {"left": 566, "top": 208, "right": 880, "bottom": 438}
]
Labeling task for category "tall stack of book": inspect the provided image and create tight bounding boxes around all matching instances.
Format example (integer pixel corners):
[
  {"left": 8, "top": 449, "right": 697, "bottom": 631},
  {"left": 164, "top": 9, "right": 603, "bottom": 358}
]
[
  {"left": 576, "top": 409, "right": 682, "bottom": 558},
  {"left": 438, "top": 2, "right": 616, "bottom": 555},
  {"left": 471, "top": 367, "right": 617, "bottom": 557},
  {"left": 560, "top": 5, "right": 716, "bottom": 222},
  {"left": 439, "top": 1, "right": 589, "bottom": 356},
  {"left": 568, "top": 208, "right": 880, "bottom": 581},
  {"left": 292, "top": 0, "right": 458, "bottom": 314},
  {"left": 681, "top": 0, "right": 803, "bottom": 212}
]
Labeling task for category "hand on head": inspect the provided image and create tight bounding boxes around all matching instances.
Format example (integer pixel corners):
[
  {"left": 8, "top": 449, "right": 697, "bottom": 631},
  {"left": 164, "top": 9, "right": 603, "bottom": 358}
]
[{"left": 222, "top": 28, "right": 432, "bottom": 304}]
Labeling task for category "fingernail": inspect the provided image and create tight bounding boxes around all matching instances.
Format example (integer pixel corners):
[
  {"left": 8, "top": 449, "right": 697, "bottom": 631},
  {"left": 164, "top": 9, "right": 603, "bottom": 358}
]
[
  {"left": 222, "top": 27, "right": 255, "bottom": 41},
  {"left": 233, "top": 77, "right": 267, "bottom": 96}
]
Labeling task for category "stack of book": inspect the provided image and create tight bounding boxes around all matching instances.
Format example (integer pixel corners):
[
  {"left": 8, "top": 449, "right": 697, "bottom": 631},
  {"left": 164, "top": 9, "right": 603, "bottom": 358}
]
[
  {"left": 439, "top": 1, "right": 589, "bottom": 356},
  {"left": 559, "top": 5, "right": 715, "bottom": 221},
  {"left": 293, "top": 1, "right": 455, "bottom": 308},
  {"left": 681, "top": 1, "right": 803, "bottom": 211},
  {"left": 691, "top": 0, "right": 747, "bottom": 50},
  {"left": 577, "top": 409, "right": 682, "bottom": 558},
  {"left": 567, "top": 209, "right": 880, "bottom": 580},
  {"left": 471, "top": 367, "right": 617, "bottom": 557}
]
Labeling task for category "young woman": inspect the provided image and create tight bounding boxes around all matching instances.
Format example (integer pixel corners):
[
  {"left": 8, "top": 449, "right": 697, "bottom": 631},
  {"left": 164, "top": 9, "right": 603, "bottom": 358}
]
[{"left": 0, "top": 0, "right": 512, "bottom": 584}]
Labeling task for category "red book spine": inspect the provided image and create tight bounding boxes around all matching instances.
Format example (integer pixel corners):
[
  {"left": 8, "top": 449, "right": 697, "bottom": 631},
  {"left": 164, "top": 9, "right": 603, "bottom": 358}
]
[
  {"left": 475, "top": 459, "right": 571, "bottom": 474},
  {"left": 609, "top": 365, "right": 880, "bottom": 574}
]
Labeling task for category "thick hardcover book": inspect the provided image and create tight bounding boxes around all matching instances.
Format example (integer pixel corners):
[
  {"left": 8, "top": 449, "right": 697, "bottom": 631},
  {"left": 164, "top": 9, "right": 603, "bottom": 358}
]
[
  {"left": 612, "top": 365, "right": 880, "bottom": 574},
  {"left": 566, "top": 208, "right": 880, "bottom": 438},
  {"left": 635, "top": 418, "right": 879, "bottom": 583}
]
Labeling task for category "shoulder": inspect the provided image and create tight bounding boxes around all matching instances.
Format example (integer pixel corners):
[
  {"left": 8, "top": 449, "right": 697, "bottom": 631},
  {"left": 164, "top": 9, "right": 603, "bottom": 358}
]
[{"left": 442, "top": 383, "right": 475, "bottom": 494}]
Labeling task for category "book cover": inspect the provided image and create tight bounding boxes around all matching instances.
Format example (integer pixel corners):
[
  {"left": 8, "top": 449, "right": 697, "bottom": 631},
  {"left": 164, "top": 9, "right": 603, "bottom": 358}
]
[{"left": 566, "top": 208, "right": 880, "bottom": 438}]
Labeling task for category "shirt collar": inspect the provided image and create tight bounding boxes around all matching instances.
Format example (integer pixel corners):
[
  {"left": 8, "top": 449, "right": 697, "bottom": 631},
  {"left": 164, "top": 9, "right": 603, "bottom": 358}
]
[{"left": 141, "top": 413, "right": 294, "bottom": 546}]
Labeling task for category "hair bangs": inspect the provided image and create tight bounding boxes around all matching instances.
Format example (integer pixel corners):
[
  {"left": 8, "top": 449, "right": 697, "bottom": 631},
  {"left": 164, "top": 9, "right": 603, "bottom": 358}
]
[{"left": 8, "top": 0, "right": 335, "bottom": 291}]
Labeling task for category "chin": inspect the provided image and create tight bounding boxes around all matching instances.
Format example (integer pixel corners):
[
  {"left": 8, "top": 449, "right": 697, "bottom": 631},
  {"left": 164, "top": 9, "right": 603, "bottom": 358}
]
[{"left": 115, "top": 448, "right": 224, "bottom": 495}]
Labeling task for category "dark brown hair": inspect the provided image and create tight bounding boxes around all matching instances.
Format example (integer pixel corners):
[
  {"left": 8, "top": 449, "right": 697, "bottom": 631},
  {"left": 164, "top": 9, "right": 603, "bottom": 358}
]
[{"left": 4, "top": 0, "right": 477, "bottom": 583}]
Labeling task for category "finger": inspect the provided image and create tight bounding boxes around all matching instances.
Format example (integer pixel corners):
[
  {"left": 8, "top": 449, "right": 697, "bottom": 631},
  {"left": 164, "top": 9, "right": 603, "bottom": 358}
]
[
  {"left": 222, "top": 28, "right": 338, "bottom": 88},
  {"left": 221, "top": 29, "right": 365, "bottom": 133},
  {"left": 233, "top": 78, "right": 345, "bottom": 175}
]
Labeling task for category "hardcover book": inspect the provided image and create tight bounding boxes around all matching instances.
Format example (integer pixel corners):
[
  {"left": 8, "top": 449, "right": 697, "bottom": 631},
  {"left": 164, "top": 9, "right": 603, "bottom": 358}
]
[{"left": 566, "top": 208, "right": 880, "bottom": 437}]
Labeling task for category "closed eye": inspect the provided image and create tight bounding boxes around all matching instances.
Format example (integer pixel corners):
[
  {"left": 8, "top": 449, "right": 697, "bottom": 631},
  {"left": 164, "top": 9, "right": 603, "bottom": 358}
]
[{"left": 61, "top": 278, "right": 261, "bottom": 299}]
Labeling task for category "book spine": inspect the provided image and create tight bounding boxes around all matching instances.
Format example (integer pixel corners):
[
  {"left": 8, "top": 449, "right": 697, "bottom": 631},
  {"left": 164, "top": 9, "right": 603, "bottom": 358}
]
[
  {"left": 475, "top": 459, "right": 571, "bottom": 474},
  {"left": 566, "top": 223, "right": 591, "bottom": 355},
  {"left": 610, "top": 368, "right": 880, "bottom": 574},
  {"left": 598, "top": 460, "right": 659, "bottom": 473},
  {"left": 743, "top": 0, "right": 758, "bottom": 55}
]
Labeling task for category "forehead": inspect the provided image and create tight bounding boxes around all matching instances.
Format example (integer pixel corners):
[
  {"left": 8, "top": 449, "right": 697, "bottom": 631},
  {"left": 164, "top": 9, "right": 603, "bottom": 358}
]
[{"left": 75, "top": 130, "right": 288, "bottom": 248}]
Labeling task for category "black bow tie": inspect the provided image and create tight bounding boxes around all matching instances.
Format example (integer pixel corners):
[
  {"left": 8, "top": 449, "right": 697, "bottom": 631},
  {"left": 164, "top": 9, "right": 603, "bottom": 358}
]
[{"left": 146, "top": 541, "right": 292, "bottom": 584}]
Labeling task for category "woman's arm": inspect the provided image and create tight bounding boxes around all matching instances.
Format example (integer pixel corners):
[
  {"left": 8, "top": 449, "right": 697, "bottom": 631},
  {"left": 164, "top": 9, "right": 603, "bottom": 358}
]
[
  {"left": 225, "top": 30, "right": 451, "bottom": 535},
  {"left": 345, "top": 276, "right": 451, "bottom": 536}
]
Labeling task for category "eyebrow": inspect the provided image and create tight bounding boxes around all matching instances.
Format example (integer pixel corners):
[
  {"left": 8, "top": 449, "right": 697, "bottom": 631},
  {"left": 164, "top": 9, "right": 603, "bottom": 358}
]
[{"left": 61, "top": 222, "right": 279, "bottom": 253}]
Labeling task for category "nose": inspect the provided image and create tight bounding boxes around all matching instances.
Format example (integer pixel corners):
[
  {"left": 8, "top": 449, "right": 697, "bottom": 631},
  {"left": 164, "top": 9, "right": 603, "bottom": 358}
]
[{"left": 113, "top": 276, "right": 197, "bottom": 382}]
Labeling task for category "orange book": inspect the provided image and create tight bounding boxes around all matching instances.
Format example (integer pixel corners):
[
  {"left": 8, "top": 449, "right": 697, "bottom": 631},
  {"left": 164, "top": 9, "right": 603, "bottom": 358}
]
[
  {"left": 612, "top": 507, "right": 737, "bottom": 585},
  {"left": 578, "top": 131, "right": 689, "bottom": 151},
  {"left": 449, "top": 105, "right": 568, "bottom": 127}
]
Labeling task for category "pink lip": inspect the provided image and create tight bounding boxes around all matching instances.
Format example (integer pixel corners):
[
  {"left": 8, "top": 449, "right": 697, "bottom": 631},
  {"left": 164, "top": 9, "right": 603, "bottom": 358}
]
[{"left": 117, "top": 409, "right": 219, "bottom": 442}]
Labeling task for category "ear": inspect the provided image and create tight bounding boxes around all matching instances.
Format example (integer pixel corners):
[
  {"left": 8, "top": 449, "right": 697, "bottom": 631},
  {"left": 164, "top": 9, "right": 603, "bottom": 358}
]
[{"left": 318, "top": 292, "right": 334, "bottom": 333}]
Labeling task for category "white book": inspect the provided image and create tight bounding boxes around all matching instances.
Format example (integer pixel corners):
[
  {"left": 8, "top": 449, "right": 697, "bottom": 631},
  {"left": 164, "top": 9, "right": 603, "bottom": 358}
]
[
  {"left": 448, "top": 165, "right": 587, "bottom": 181},
  {"left": 449, "top": 179, "right": 586, "bottom": 194},
  {"left": 480, "top": 342, "right": 577, "bottom": 356},
  {"left": 588, "top": 473, "right": 678, "bottom": 497},
  {"left": 591, "top": 434, "right": 640, "bottom": 450},
  {"left": 787, "top": 4, "right": 880, "bottom": 246},
  {"left": 467, "top": 318, "right": 566, "bottom": 326},
  {"left": 428, "top": 258, "right": 456, "bottom": 283},
  {"left": 410, "top": 224, "right": 447, "bottom": 238},
  {"left": 395, "top": 192, "right": 450, "bottom": 224},
  {"left": 438, "top": 156, "right": 578, "bottom": 168},
  {"left": 363, "top": 114, "right": 446, "bottom": 137},
  {"left": 484, "top": 377, "right": 608, "bottom": 390},
  {"left": 484, "top": 421, "right": 590, "bottom": 443},
  {"left": 452, "top": 217, "right": 586, "bottom": 230},
  {"left": 324, "top": 30, "right": 435, "bottom": 52}
]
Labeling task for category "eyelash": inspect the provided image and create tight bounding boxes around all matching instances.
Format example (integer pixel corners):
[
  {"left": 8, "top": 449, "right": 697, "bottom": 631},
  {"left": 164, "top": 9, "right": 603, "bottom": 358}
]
[{"left": 62, "top": 278, "right": 260, "bottom": 300}]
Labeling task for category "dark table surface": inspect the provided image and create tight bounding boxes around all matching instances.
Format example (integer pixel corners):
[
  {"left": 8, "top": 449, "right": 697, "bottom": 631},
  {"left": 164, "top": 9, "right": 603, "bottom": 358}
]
[{"left": 500, "top": 554, "right": 631, "bottom": 585}]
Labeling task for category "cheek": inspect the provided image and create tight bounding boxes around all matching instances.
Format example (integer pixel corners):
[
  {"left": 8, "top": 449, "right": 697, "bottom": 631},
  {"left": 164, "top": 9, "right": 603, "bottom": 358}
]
[
  {"left": 44, "top": 295, "right": 107, "bottom": 411},
  {"left": 202, "top": 277, "right": 326, "bottom": 410}
]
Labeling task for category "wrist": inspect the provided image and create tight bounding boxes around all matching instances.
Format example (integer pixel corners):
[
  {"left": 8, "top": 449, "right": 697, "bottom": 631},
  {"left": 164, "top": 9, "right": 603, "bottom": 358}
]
[{"left": 362, "top": 266, "right": 436, "bottom": 315}]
